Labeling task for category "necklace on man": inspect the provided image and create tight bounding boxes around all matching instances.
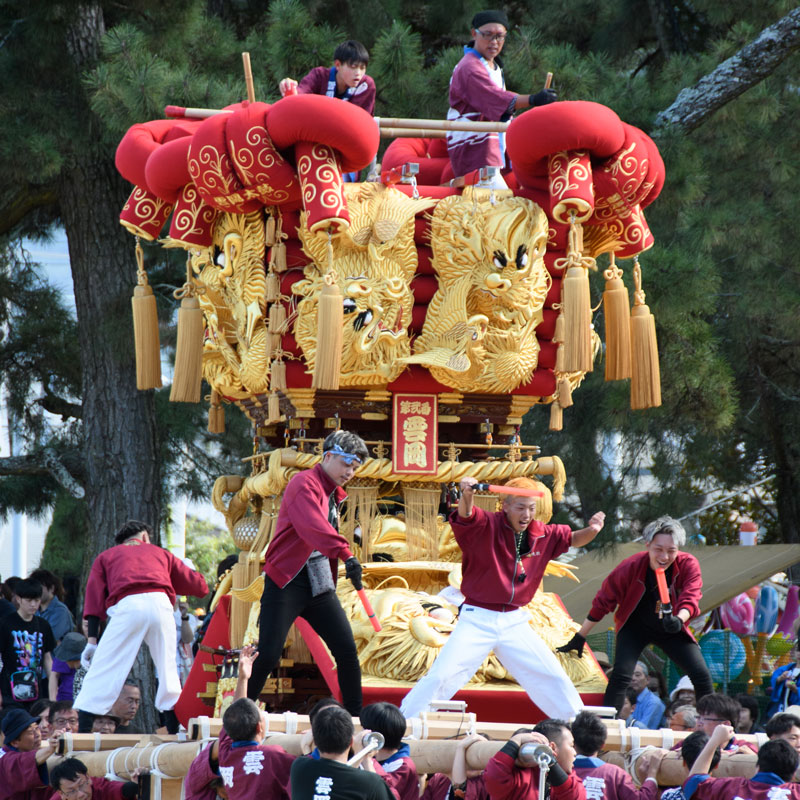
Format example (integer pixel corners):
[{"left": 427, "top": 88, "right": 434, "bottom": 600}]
[{"left": 515, "top": 531, "right": 527, "bottom": 583}]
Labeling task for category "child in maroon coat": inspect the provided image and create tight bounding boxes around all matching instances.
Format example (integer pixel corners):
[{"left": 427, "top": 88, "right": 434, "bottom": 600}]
[{"left": 361, "top": 703, "right": 417, "bottom": 800}]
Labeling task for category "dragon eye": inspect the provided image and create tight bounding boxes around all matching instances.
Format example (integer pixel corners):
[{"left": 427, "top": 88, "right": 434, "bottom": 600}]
[
  {"left": 493, "top": 250, "right": 507, "bottom": 269},
  {"left": 343, "top": 298, "right": 357, "bottom": 314},
  {"left": 516, "top": 244, "right": 528, "bottom": 269}
]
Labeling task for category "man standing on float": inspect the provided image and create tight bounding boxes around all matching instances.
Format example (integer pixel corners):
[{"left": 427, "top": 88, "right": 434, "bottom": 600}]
[
  {"left": 400, "top": 476, "right": 605, "bottom": 719},
  {"left": 246, "top": 430, "right": 369, "bottom": 715}
]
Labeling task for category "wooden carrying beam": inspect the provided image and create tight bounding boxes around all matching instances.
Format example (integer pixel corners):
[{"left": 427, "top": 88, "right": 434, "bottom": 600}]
[
  {"left": 56, "top": 732, "right": 177, "bottom": 755},
  {"left": 186, "top": 713, "right": 762, "bottom": 753},
  {"left": 60, "top": 738, "right": 758, "bottom": 785}
]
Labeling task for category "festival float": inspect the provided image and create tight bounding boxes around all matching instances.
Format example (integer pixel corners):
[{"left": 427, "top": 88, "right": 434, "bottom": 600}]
[{"left": 113, "top": 66, "right": 667, "bottom": 726}]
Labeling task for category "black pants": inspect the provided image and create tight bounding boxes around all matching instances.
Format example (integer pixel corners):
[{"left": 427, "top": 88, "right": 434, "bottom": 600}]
[
  {"left": 604, "top": 623, "right": 714, "bottom": 711},
  {"left": 247, "top": 570, "right": 362, "bottom": 715}
]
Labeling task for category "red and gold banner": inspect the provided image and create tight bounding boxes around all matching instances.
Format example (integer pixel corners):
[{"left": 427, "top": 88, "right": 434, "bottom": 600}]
[{"left": 392, "top": 393, "right": 438, "bottom": 475}]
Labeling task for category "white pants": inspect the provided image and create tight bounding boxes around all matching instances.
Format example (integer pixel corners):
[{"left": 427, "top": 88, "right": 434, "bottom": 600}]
[
  {"left": 399, "top": 604, "right": 583, "bottom": 720},
  {"left": 74, "top": 592, "right": 180, "bottom": 714}
]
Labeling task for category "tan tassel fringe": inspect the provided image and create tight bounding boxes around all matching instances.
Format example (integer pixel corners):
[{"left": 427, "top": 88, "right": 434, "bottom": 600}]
[
  {"left": 630, "top": 257, "right": 662, "bottom": 410},
  {"left": 557, "top": 377, "right": 573, "bottom": 408},
  {"left": 561, "top": 219, "right": 594, "bottom": 373},
  {"left": 270, "top": 358, "right": 287, "bottom": 392},
  {"left": 549, "top": 400, "right": 563, "bottom": 431},
  {"left": 342, "top": 481, "right": 380, "bottom": 561},
  {"left": 131, "top": 239, "right": 162, "bottom": 390},
  {"left": 268, "top": 212, "right": 288, "bottom": 272},
  {"left": 266, "top": 272, "right": 281, "bottom": 303},
  {"left": 473, "top": 492, "right": 500, "bottom": 512},
  {"left": 312, "top": 232, "right": 344, "bottom": 390},
  {"left": 208, "top": 390, "right": 225, "bottom": 433},
  {"left": 268, "top": 392, "right": 281, "bottom": 423},
  {"left": 265, "top": 212, "right": 277, "bottom": 246},
  {"left": 268, "top": 302, "right": 286, "bottom": 333},
  {"left": 403, "top": 483, "right": 441, "bottom": 560},
  {"left": 170, "top": 258, "right": 205, "bottom": 403},
  {"left": 554, "top": 313, "right": 566, "bottom": 373},
  {"left": 603, "top": 254, "right": 632, "bottom": 381}
]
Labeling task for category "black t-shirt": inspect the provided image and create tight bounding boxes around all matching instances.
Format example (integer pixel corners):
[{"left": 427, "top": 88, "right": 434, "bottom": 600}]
[
  {"left": 630, "top": 564, "right": 675, "bottom": 635},
  {"left": 0, "top": 612, "right": 55, "bottom": 706},
  {"left": 290, "top": 756, "right": 396, "bottom": 800}
]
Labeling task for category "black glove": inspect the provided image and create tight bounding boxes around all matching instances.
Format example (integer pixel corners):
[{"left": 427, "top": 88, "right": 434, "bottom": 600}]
[
  {"left": 529, "top": 88, "right": 558, "bottom": 107},
  {"left": 662, "top": 612, "right": 682, "bottom": 634},
  {"left": 345, "top": 556, "right": 363, "bottom": 590},
  {"left": 546, "top": 762, "right": 569, "bottom": 787},
  {"left": 556, "top": 632, "right": 585, "bottom": 657}
]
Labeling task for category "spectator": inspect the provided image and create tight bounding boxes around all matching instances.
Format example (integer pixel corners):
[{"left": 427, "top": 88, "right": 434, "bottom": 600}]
[
  {"left": 619, "top": 687, "right": 647, "bottom": 729},
  {"left": 485, "top": 718, "right": 585, "bottom": 800},
  {"left": 767, "top": 640, "right": 800, "bottom": 717},
  {"left": 0, "top": 708, "right": 59, "bottom": 800},
  {"left": 421, "top": 732, "right": 490, "bottom": 800},
  {"left": 0, "top": 577, "right": 16, "bottom": 617},
  {"left": 669, "top": 676, "right": 696, "bottom": 707},
  {"left": 90, "top": 714, "right": 121, "bottom": 735},
  {"left": 48, "top": 701, "right": 79, "bottom": 735},
  {"left": 572, "top": 710, "right": 664, "bottom": 800},
  {"left": 48, "top": 632, "right": 86, "bottom": 702},
  {"left": 669, "top": 705, "right": 698, "bottom": 732},
  {"left": 0, "top": 578, "right": 55, "bottom": 714},
  {"left": 659, "top": 731, "right": 721, "bottom": 800},
  {"left": 290, "top": 704, "right": 395, "bottom": 800},
  {"left": 765, "top": 712, "right": 800, "bottom": 755},
  {"left": 736, "top": 694, "right": 764, "bottom": 734},
  {"left": 175, "top": 597, "right": 199, "bottom": 685},
  {"left": 108, "top": 682, "right": 142, "bottom": 733},
  {"left": 648, "top": 670, "right": 669, "bottom": 705},
  {"left": 360, "top": 702, "right": 416, "bottom": 800},
  {"left": 74, "top": 520, "right": 207, "bottom": 733},
  {"left": 29, "top": 699, "right": 55, "bottom": 739},
  {"left": 695, "top": 693, "right": 756, "bottom": 753},
  {"left": 212, "top": 643, "right": 295, "bottom": 799},
  {"left": 685, "top": 725, "right": 800, "bottom": 800},
  {"left": 4, "top": 576, "right": 22, "bottom": 609},
  {"left": 29, "top": 570, "right": 73, "bottom": 643},
  {"left": 627, "top": 663, "right": 665, "bottom": 730},
  {"left": 49, "top": 756, "right": 139, "bottom": 799}
]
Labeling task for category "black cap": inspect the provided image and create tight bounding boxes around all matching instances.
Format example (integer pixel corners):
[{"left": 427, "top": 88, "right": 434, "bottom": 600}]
[
  {"left": 1, "top": 708, "right": 40, "bottom": 743},
  {"left": 471, "top": 10, "right": 510, "bottom": 29}
]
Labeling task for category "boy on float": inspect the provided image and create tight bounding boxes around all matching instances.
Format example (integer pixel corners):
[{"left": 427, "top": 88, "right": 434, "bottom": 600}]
[
  {"left": 399, "top": 476, "right": 604, "bottom": 720},
  {"left": 278, "top": 41, "right": 375, "bottom": 181},
  {"left": 447, "top": 9, "right": 558, "bottom": 188}
]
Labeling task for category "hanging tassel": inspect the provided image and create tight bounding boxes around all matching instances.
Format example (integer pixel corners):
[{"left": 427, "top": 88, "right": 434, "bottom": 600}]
[
  {"left": 268, "top": 213, "right": 288, "bottom": 272},
  {"left": 312, "top": 230, "right": 344, "bottom": 390},
  {"left": 554, "top": 313, "right": 566, "bottom": 373},
  {"left": 630, "top": 257, "right": 662, "bottom": 410},
  {"left": 266, "top": 272, "right": 280, "bottom": 303},
  {"left": 270, "top": 357, "right": 287, "bottom": 392},
  {"left": 603, "top": 253, "right": 632, "bottom": 381},
  {"left": 557, "top": 377, "right": 573, "bottom": 408},
  {"left": 561, "top": 218, "right": 593, "bottom": 373},
  {"left": 207, "top": 390, "right": 226, "bottom": 433},
  {"left": 268, "top": 302, "right": 286, "bottom": 334},
  {"left": 170, "top": 256, "right": 205, "bottom": 403},
  {"left": 265, "top": 211, "right": 277, "bottom": 246},
  {"left": 131, "top": 239, "right": 162, "bottom": 390},
  {"left": 268, "top": 391, "right": 281, "bottom": 423},
  {"left": 549, "top": 400, "right": 563, "bottom": 431}
]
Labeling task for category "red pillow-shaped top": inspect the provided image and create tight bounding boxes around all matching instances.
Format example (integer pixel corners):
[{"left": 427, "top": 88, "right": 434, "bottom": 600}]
[{"left": 266, "top": 94, "right": 379, "bottom": 172}]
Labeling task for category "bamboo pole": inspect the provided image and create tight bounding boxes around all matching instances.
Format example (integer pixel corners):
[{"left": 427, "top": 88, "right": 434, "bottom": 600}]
[
  {"left": 56, "top": 732, "right": 177, "bottom": 755},
  {"left": 242, "top": 52, "right": 256, "bottom": 103},
  {"left": 186, "top": 713, "right": 763, "bottom": 753},
  {"left": 376, "top": 117, "right": 508, "bottom": 132},
  {"left": 56, "top": 737, "right": 758, "bottom": 784}
]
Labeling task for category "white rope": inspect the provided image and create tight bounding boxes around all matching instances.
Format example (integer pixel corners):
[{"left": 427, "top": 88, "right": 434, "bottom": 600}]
[
  {"left": 616, "top": 719, "right": 628, "bottom": 752},
  {"left": 409, "top": 717, "right": 422, "bottom": 739},
  {"left": 104, "top": 747, "right": 127, "bottom": 780},
  {"left": 198, "top": 715, "right": 211, "bottom": 741},
  {"left": 62, "top": 732, "right": 73, "bottom": 755},
  {"left": 660, "top": 728, "right": 674, "bottom": 749},
  {"left": 629, "top": 727, "right": 641, "bottom": 751},
  {"left": 756, "top": 732, "right": 768, "bottom": 748},
  {"left": 93, "top": 733, "right": 102, "bottom": 752},
  {"left": 419, "top": 712, "right": 429, "bottom": 740},
  {"left": 283, "top": 711, "right": 298, "bottom": 735}
]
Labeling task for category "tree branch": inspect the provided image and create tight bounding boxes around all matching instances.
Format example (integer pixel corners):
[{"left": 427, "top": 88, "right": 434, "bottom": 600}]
[
  {"left": 654, "top": 6, "right": 800, "bottom": 134},
  {"left": 35, "top": 394, "right": 83, "bottom": 420},
  {"left": 0, "top": 451, "right": 85, "bottom": 498}
]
